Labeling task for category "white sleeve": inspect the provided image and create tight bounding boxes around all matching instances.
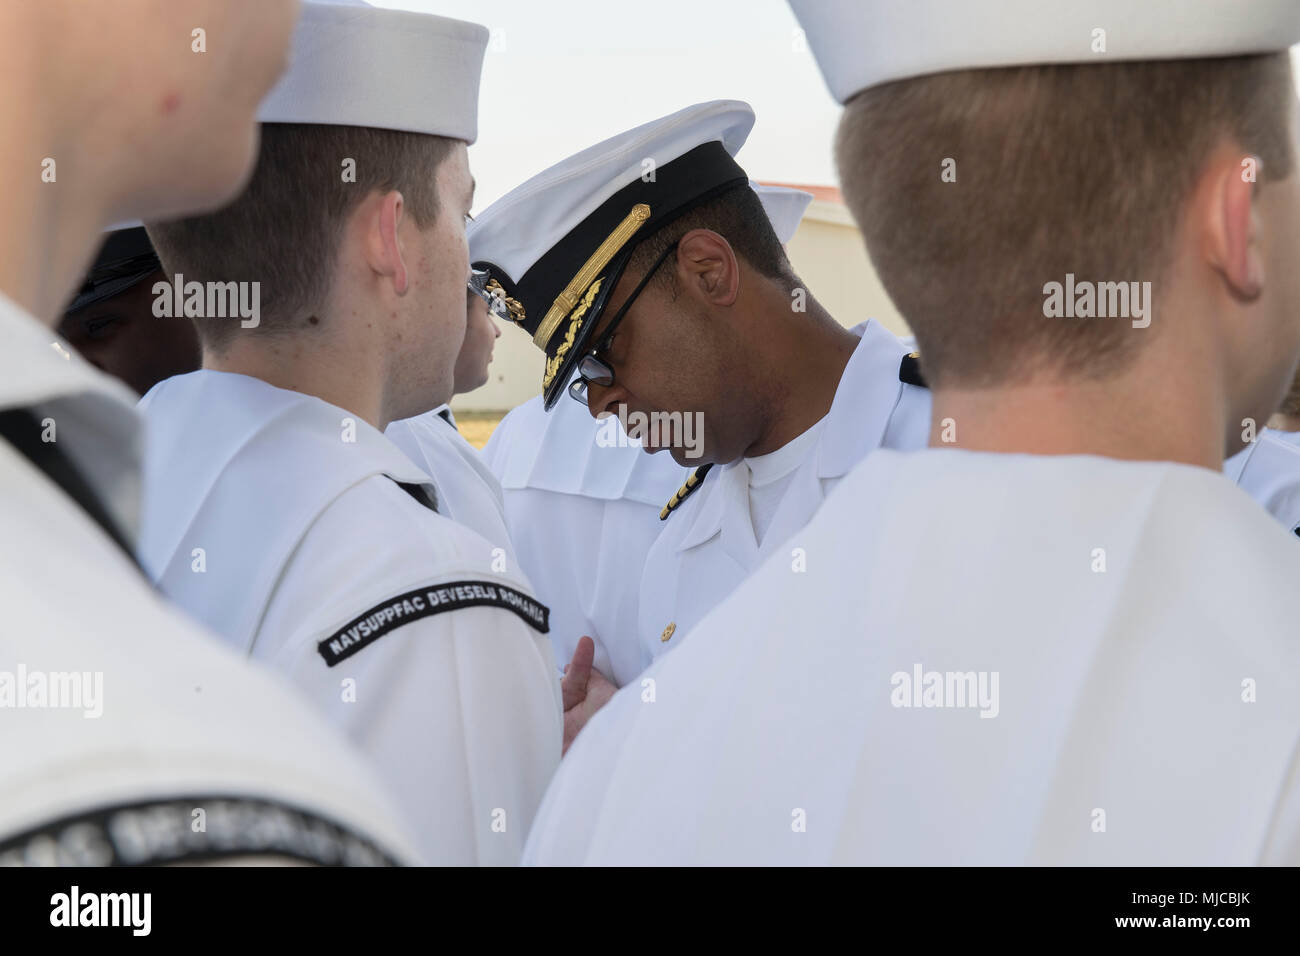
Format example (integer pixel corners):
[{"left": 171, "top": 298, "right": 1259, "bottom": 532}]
[
  {"left": 522, "top": 679, "right": 643, "bottom": 866},
  {"left": 270, "top": 576, "right": 563, "bottom": 866}
]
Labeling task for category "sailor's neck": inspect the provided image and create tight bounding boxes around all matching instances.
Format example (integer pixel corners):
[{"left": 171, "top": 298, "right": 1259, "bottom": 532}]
[
  {"left": 929, "top": 380, "right": 1224, "bottom": 470},
  {"left": 744, "top": 309, "right": 858, "bottom": 458},
  {"left": 1268, "top": 412, "right": 1300, "bottom": 434},
  {"left": 204, "top": 336, "right": 389, "bottom": 431}
]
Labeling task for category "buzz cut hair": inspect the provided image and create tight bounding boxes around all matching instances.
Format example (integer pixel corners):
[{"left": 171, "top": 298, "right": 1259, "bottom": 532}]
[
  {"left": 835, "top": 53, "right": 1296, "bottom": 389},
  {"left": 148, "top": 123, "right": 457, "bottom": 354}
]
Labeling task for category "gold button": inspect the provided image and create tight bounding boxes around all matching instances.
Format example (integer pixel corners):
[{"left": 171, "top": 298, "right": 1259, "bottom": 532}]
[{"left": 660, "top": 622, "right": 676, "bottom": 643}]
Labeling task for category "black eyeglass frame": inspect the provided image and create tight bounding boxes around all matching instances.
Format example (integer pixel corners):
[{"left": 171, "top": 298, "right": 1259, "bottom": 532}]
[{"left": 567, "top": 240, "right": 679, "bottom": 406}]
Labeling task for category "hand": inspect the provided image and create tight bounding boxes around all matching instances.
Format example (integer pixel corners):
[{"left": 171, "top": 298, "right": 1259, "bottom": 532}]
[{"left": 560, "top": 636, "right": 617, "bottom": 755}]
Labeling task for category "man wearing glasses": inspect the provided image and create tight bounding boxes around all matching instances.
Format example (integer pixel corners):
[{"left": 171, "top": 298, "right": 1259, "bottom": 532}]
[
  {"left": 481, "top": 183, "right": 817, "bottom": 696},
  {"left": 135, "top": 2, "right": 561, "bottom": 865},
  {"left": 469, "top": 101, "right": 930, "bottom": 749},
  {"left": 525, "top": 0, "right": 1300, "bottom": 867}
]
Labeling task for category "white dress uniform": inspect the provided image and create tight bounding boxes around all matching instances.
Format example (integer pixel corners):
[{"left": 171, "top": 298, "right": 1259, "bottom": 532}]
[
  {"left": 521, "top": 0, "right": 1300, "bottom": 866},
  {"left": 0, "top": 292, "right": 417, "bottom": 866},
  {"left": 637, "top": 319, "right": 929, "bottom": 669},
  {"left": 483, "top": 395, "right": 688, "bottom": 685},
  {"left": 1225, "top": 429, "right": 1300, "bottom": 535},
  {"left": 525, "top": 451, "right": 1300, "bottom": 865},
  {"left": 387, "top": 404, "right": 517, "bottom": 564},
  {"left": 135, "top": 2, "right": 560, "bottom": 866},
  {"left": 474, "top": 171, "right": 823, "bottom": 686},
  {"left": 138, "top": 372, "right": 560, "bottom": 865}
]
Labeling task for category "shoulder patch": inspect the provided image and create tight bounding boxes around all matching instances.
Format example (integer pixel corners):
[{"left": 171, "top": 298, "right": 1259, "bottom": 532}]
[
  {"left": 317, "top": 580, "right": 550, "bottom": 667},
  {"left": 899, "top": 351, "right": 927, "bottom": 388},
  {"left": 660, "top": 463, "right": 714, "bottom": 520},
  {"left": 0, "top": 794, "right": 399, "bottom": 866}
]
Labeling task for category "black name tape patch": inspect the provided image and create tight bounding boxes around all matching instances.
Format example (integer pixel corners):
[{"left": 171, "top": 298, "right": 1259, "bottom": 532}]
[
  {"left": 317, "top": 580, "right": 550, "bottom": 667},
  {"left": 0, "top": 794, "right": 399, "bottom": 866}
]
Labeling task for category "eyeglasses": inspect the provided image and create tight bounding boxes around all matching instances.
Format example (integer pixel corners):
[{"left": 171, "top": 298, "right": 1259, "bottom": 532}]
[
  {"left": 568, "top": 241, "right": 678, "bottom": 406},
  {"left": 468, "top": 268, "right": 514, "bottom": 323}
]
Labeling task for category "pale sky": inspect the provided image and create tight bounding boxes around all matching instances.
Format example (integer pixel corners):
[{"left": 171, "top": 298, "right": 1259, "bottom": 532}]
[
  {"left": 390, "top": 0, "right": 841, "bottom": 211},
  {"left": 392, "top": 0, "right": 1300, "bottom": 213}
]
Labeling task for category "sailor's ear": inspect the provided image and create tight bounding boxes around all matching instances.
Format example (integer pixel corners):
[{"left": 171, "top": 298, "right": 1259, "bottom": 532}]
[
  {"left": 358, "top": 189, "right": 410, "bottom": 296},
  {"left": 1201, "top": 151, "right": 1264, "bottom": 302},
  {"left": 676, "top": 229, "right": 740, "bottom": 307}
]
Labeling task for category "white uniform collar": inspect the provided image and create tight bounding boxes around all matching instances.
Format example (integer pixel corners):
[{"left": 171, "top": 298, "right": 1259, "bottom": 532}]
[
  {"left": 674, "top": 320, "right": 909, "bottom": 552},
  {"left": 0, "top": 289, "right": 139, "bottom": 414},
  {"left": 495, "top": 394, "right": 688, "bottom": 507},
  {"left": 813, "top": 320, "right": 911, "bottom": 479},
  {"left": 138, "top": 370, "right": 435, "bottom": 585},
  {"left": 0, "top": 289, "right": 143, "bottom": 539}
]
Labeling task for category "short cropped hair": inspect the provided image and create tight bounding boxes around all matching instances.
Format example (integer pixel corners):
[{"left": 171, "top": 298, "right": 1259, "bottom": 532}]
[
  {"left": 836, "top": 54, "right": 1296, "bottom": 388},
  {"left": 627, "top": 181, "right": 797, "bottom": 293},
  {"left": 148, "top": 123, "right": 456, "bottom": 352}
]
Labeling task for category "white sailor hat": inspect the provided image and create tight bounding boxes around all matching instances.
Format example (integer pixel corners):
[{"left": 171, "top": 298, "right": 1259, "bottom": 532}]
[
  {"left": 467, "top": 100, "right": 755, "bottom": 408},
  {"left": 788, "top": 0, "right": 1300, "bottom": 104},
  {"left": 751, "top": 182, "right": 813, "bottom": 246},
  {"left": 259, "top": 0, "right": 488, "bottom": 143}
]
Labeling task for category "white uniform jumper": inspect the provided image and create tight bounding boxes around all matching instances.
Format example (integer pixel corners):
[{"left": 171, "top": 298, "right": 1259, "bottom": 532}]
[
  {"left": 387, "top": 404, "right": 517, "bottom": 565},
  {"left": 0, "top": 295, "right": 418, "bottom": 866},
  {"left": 138, "top": 371, "right": 561, "bottom": 865},
  {"left": 526, "top": 449, "right": 1300, "bottom": 865},
  {"left": 1225, "top": 429, "right": 1300, "bottom": 536}
]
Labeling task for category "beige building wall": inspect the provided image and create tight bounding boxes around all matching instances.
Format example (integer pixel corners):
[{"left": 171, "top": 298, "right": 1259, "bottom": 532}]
[
  {"left": 784, "top": 199, "right": 911, "bottom": 340},
  {"left": 452, "top": 197, "right": 911, "bottom": 414}
]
